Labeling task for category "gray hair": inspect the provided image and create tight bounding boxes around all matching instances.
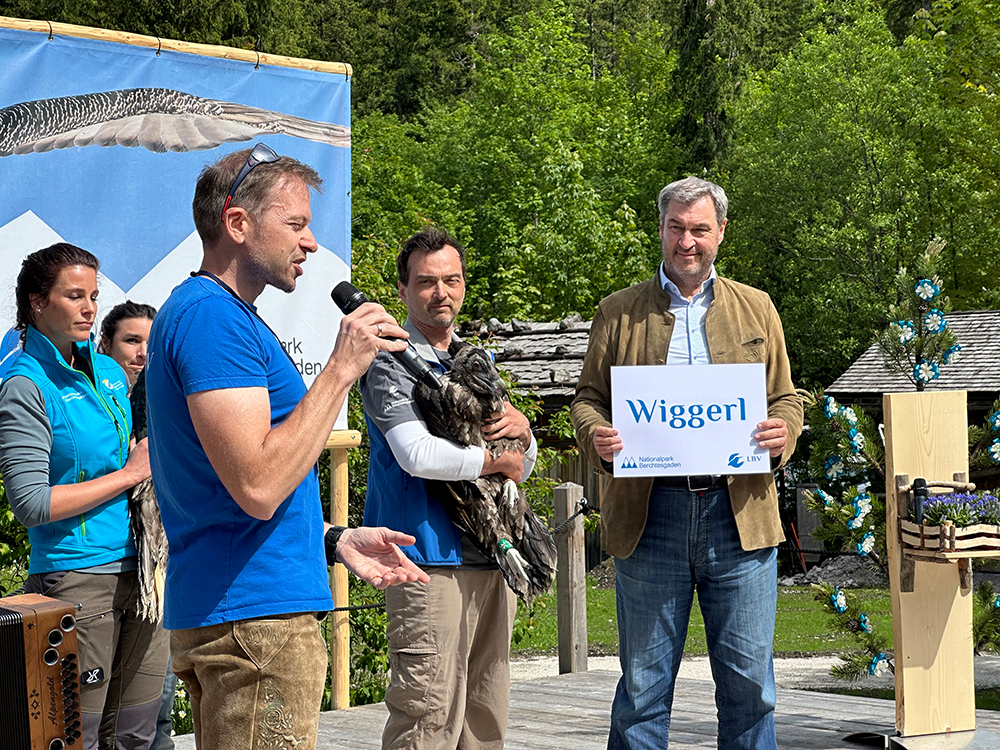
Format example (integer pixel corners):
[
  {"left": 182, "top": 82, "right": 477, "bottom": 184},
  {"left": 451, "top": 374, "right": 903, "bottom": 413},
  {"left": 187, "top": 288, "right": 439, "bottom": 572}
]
[{"left": 657, "top": 177, "right": 728, "bottom": 227}]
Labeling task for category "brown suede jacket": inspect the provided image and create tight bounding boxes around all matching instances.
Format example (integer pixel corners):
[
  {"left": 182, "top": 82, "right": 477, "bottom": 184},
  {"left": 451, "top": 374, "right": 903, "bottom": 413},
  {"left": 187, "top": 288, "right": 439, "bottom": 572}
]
[{"left": 571, "top": 274, "right": 803, "bottom": 557}]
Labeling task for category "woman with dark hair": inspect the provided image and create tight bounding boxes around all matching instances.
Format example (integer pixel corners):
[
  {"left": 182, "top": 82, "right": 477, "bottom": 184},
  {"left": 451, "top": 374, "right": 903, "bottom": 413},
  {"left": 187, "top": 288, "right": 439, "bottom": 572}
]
[
  {"left": 0, "top": 243, "right": 168, "bottom": 749},
  {"left": 99, "top": 300, "right": 157, "bottom": 389}
]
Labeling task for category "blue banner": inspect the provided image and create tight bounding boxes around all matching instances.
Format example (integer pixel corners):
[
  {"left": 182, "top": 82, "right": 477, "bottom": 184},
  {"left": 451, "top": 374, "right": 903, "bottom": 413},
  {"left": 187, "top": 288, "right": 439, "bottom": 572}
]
[{"left": 0, "top": 24, "right": 351, "bottom": 388}]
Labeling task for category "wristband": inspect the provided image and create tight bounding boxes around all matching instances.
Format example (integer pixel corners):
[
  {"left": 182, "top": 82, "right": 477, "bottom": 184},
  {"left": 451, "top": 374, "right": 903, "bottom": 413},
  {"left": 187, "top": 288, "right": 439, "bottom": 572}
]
[{"left": 324, "top": 525, "right": 348, "bottom": 566}]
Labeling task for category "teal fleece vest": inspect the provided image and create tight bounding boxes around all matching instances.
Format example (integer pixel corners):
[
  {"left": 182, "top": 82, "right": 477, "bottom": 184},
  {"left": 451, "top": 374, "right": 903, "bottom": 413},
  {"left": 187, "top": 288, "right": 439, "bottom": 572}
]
[{"left": 6, "top": 327, "right": 135, "bottom": 573}]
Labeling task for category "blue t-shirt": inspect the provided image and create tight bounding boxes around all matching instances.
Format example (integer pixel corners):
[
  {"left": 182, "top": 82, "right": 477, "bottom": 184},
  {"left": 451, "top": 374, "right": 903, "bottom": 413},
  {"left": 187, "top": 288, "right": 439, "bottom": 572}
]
[{"left": 146, "top": 276, "right": 332, "bottom": 630}]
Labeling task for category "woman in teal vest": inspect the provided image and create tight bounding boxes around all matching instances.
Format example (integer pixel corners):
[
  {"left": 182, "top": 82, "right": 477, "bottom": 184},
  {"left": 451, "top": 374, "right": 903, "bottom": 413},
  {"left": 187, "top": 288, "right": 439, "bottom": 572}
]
[{"left": 0, "top": 243, "right": 168, "bottom": 750}]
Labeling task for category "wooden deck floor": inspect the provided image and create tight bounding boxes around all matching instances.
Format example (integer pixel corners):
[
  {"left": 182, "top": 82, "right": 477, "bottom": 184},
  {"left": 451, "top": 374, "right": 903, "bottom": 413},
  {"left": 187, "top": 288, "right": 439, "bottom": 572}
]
[{"left": 173, "top": 669, "right": 1000, "bottom": 749}]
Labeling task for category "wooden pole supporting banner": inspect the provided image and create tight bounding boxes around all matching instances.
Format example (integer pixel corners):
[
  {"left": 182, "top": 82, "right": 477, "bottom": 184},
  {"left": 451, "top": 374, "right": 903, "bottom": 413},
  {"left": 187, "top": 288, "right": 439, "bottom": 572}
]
[
  {"left": 884, "top": 391, "right": 974, "bottom": 737},
  {"left": 554, "top": 482, "right": 588, "bottom": 674},
  {"left": 326, "top": 430, "right": 360, "bottom": 710}
]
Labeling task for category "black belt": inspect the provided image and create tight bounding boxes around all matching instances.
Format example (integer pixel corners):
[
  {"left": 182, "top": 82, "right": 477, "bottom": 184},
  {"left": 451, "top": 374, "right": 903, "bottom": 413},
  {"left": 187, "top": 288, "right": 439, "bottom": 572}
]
[{"left": 654, "top": 475, "right": 727, "bottom": 492}]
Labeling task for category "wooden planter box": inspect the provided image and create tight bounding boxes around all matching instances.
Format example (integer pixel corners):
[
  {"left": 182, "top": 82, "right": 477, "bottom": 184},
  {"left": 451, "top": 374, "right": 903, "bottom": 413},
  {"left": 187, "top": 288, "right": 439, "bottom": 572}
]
[{"left": 900, "top": 518, "right": 1000, "bottom": 555}]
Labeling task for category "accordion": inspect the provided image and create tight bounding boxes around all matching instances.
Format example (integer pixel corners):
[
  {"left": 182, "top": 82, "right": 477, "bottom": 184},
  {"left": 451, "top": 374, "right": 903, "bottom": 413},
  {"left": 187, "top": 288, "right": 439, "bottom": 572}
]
[{"left": 0, "top": 594, "right": 82, "bottom": 750}]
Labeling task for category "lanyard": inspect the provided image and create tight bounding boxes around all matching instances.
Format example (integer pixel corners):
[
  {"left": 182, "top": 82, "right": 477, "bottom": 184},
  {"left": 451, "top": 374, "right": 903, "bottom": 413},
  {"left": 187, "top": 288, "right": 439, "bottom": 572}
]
[{"left": 190, "top": 270, "right": 298, "bottom": 370}]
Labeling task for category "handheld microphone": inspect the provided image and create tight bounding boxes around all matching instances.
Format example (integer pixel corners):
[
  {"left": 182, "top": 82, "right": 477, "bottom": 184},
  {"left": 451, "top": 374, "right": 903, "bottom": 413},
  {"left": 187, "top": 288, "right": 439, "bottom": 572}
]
[{"left": 331, "top": 281, "right": 443, "bottom": 390}]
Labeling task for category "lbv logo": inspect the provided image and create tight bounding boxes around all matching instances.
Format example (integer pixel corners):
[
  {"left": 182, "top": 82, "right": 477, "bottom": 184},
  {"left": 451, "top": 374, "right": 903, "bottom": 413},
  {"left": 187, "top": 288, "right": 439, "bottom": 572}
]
[{"left": 727, "top": 452, "right": 763, "bottom": 468}]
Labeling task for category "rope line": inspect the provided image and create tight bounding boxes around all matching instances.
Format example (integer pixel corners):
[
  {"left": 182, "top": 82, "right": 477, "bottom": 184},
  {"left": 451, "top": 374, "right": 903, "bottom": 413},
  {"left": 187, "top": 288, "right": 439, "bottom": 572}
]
[
  {"left": 331, "top": 602, "right": 385, "bottom": 613},
  {"left": 549, "top": 498, "right": 595, "bottom": 535},
  {"left": 331, "top": 497, "right": 595, "bottom": 615}
]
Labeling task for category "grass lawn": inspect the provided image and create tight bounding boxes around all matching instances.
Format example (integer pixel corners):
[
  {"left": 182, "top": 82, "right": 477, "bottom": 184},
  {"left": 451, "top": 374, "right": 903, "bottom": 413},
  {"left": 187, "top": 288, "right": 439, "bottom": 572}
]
[
  {"left": 512, "top": 581, "right": 894, "bottom": 657},
  {"left": 821, "top": 687, "right": 1000, "bottom": 712}
]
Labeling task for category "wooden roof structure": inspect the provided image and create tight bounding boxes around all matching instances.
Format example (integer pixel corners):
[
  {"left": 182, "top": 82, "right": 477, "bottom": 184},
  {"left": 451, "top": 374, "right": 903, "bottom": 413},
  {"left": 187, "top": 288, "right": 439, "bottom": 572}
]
[
  {"left": 460, "top": 315, "right": 592, "bottom": 404},
  {"left": 825, "top": 310, "right": 1000, "bottom": 413}
]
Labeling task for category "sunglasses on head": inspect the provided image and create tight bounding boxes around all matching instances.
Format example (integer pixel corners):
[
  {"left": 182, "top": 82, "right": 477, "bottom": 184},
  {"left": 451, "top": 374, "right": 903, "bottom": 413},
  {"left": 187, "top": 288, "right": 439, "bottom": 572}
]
[{"left": 220, "top": 143, "right": 280, "bottom": 220}]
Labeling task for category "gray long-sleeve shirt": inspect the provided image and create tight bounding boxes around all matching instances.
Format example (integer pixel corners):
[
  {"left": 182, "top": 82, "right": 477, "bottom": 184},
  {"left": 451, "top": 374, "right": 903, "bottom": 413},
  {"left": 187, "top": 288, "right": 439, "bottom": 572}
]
[{"left": 0, "top": 375, "right": 54, "bottom": 527}]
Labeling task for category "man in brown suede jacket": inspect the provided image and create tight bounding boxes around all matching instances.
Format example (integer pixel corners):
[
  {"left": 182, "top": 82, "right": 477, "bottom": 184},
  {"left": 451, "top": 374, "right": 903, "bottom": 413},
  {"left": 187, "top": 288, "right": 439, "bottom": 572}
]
[{"left": 572, "top": 176, "right": 802, "bottom": 750}]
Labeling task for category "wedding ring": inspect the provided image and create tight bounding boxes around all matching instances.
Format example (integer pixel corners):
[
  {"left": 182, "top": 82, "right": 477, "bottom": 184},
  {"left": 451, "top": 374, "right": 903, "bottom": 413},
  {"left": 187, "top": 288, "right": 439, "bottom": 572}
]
[{"left": 376, "top": 324, "right": 382, "bottom": 337}]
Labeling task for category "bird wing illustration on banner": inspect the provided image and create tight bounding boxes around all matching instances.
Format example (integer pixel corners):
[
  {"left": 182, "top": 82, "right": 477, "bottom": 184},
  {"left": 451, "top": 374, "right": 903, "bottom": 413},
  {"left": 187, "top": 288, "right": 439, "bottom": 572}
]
[
  {"left": 414, "top": 341, "right": 558, "bottom": 605},
  {"left": 0, "top": 88, "right": 351, "bottom": 156}
]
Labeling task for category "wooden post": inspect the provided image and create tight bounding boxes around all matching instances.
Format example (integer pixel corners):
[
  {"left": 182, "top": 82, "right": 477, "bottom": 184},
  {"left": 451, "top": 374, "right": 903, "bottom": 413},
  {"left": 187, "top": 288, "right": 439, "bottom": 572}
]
[
  {"left": 326, "top": 430, "right": 360, "bottom": 710},
  {"left": 884, "top": 391, "right": 974, "bottom": 737},
  {"left": 554, "top": 482, "right": 588, "bottom": 674}
]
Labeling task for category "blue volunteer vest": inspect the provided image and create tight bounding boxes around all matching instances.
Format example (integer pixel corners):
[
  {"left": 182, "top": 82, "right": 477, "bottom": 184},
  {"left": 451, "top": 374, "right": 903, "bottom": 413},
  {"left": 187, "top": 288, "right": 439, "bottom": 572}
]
[{"left": 6, "top": 327, "right": 134, "bottom": 573}]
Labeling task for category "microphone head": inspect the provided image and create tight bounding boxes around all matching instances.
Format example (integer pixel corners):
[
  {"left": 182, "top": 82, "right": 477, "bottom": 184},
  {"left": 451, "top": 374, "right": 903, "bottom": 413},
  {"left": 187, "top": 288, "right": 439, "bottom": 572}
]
[{"left": 331, "top": 281, "right": 368, "bottom": 315}]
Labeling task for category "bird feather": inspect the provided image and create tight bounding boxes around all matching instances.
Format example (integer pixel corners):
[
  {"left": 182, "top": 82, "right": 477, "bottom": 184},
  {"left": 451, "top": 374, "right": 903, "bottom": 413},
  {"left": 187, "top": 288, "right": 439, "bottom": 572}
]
[
  {"left": 414, "top": 342, "right": 557, "bottom": 605},
  {"left": 128, "top": 369, "right": 169, "bottom": 622}
]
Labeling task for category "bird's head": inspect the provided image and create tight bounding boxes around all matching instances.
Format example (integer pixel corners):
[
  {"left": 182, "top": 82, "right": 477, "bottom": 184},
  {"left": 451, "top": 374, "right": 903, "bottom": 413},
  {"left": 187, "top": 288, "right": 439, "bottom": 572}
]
[{"left": 447, "top": 341, "right": 508, "bottom": 407}]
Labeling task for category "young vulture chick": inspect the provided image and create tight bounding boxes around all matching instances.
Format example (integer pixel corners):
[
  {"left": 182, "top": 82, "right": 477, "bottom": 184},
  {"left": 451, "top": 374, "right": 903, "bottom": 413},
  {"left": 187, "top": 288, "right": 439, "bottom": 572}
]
[{"left": 414, "top": 341, "right": 557, "bottom": 604}]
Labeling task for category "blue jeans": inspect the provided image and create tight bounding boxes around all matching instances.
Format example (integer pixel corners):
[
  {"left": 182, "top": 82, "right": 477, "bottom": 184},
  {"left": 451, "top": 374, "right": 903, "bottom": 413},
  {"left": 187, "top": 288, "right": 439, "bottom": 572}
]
[
  {"left": 608, "top": 484, "right": 777, "bottom": 750},
  {"left": 150, "top": 654, "right": 177, "bottom": 750}
]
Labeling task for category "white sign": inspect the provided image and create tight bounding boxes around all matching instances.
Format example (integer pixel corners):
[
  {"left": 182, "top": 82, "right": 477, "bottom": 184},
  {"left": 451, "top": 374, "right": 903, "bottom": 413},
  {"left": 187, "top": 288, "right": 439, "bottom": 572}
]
[{"left": 611, "top": 363, "right": 770, "bottom": 477}]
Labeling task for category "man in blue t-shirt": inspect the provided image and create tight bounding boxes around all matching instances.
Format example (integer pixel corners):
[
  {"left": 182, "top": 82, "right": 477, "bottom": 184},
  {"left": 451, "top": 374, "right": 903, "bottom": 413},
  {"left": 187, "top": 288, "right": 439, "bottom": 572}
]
[{"left": 146, "top": 146, "right": 428, "bottom": 750}]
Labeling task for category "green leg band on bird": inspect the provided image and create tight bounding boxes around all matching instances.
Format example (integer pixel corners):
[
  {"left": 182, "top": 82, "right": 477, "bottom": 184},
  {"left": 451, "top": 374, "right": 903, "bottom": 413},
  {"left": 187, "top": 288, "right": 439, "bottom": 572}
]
[{"left": 498, "top": 539, "right": 513, "bottom": 553}]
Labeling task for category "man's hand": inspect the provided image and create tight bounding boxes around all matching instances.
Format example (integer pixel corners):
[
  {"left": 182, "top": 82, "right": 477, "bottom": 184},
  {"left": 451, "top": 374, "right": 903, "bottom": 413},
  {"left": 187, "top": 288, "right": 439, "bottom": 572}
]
[
  {"left": 482, "top": 402, "right": 532, "bottom": 450},
  {"left": 335, "top": 527, "right": 430, "bottom": 590},
  {"left": 483, "top": 449, "right": 525, "bottom": 482},
  {"left": 754, "top": 418, "right": 789, "bottom": 458},
  {"left": 328, "top": 302, "right": 409, "bottom": 386},
  {"left": 593, "top": 425, "right": 623, "bottom": 463}
]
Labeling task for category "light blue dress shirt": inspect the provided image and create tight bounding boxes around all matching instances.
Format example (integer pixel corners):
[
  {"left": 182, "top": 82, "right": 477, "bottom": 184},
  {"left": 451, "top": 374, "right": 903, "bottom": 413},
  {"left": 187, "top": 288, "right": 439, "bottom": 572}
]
[{"left": 659, "top": 263, "right": 716, "bottom": 365}]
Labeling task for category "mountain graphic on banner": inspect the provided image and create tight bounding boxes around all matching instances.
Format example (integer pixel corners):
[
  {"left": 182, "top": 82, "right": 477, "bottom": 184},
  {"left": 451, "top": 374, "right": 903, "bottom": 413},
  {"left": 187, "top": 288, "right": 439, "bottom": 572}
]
[
  {"left": 0, "top": 211, "right": 350, "bottom": 388},
  {"left": 0, "top": 210, "right": 129, "bottom": 328}
]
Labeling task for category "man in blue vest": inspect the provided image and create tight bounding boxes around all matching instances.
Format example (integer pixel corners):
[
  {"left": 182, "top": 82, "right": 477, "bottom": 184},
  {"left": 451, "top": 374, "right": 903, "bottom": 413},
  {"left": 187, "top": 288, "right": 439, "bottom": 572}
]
[{"left": 361, "top": 227, "right": 536, "bottom": 750}]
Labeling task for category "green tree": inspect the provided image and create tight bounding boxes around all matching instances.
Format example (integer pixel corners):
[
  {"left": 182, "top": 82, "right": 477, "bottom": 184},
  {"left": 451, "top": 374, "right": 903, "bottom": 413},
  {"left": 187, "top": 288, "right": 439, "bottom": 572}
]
[
  {"left": 0, "top": 0, "right": 313, "bottom": 55},
  {"left": 723, "top": 0, "right": 998, "bottom": 388},
  {"left": 0, "top": 479, "right": 30, "bottom": 595},
  {"left": 665, "top": 0, "right": 813, "bottom": 172},
  {"left": 349, "top": 112, "right": 469, "bottom": 312},
  {"left": 416, "top": 4, "right": 676, "bottom": 320}
]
